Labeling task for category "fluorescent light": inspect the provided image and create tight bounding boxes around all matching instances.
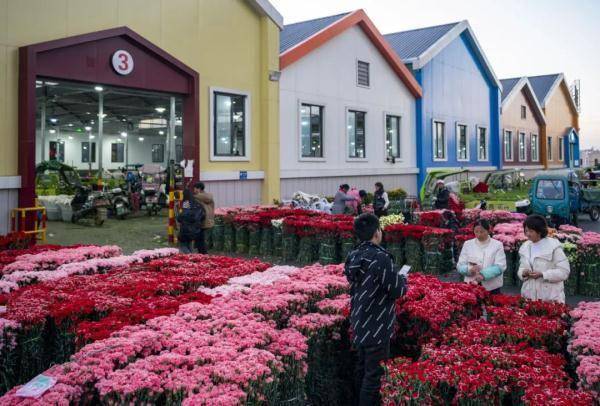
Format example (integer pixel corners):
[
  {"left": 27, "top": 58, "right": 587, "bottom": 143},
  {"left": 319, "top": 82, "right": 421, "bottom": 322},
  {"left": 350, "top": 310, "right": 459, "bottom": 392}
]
[
  {"left": 173, "top": 136, "right": 177, "bottom": 139},
  {"left": 155, "top": 107, "right": 166, "bottom": 113},
  {"left": 45, "top": 81, "right": 58, "bottom": 86},
  {"left": 120, "top": 132, "right": 128, "bottom": 138},
  {"left": 84, "top": 126, "right": 92, "bottom": 131},
  {"left": 98, "top": 113, "right": 107, "bottom": 118},
  {"left": 67, "top": 123, "right": 74, "bottom": 127},
  {"left": 159, "top": 130, "right": 165, "bottom": 135},
  {"left": 50, "top": 118, "right": 58, "bottom": 123},
  {"left": 94, "top": 86, "right": 104, "bottom": 92},
  {"left": 68, "top": 136, "right": 73, "bottom": 140},
  {"left": 138, "top": 137, "right": 144, "bottom": 141},
  {"left": 49, "top": 129, "right": 56, "bottom": 134},
  {"left": 89, "top": 135, "right": 95, "bottom": 139}
]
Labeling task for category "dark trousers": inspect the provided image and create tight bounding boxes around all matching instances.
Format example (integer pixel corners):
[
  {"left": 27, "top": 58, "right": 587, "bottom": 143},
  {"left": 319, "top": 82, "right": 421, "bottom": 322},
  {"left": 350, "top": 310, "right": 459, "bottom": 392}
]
[
  {"left": 489, "top": 287, "right": 501, "bottom": 295},
  {"left": 196, "top": 229, "right": 207, "bottom": 254},
  {"left": 355, "top": 341, "right": 390, "bottom": 406},
  {"left": 179, "top": 229, "right": 206, "bottom": 254}
]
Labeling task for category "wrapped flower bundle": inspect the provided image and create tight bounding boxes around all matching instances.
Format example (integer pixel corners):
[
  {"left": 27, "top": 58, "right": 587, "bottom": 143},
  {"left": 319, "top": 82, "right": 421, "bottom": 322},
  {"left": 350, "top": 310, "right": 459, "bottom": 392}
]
[{"left": 569, "top": 301, "right": 600, "bottom": 398}]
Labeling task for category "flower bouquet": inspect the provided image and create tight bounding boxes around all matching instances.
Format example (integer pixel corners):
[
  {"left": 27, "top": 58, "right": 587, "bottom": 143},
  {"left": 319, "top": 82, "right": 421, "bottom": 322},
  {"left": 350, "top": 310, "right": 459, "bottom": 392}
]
[
  {"left": 211, "top": 215, "right": 225, "bottom": 251},
  {"left": 272, "top": 219, "right": 284, "bottom": 258},
  {"left": 422, "top": 228, "right": 453, "bottom": 275}
]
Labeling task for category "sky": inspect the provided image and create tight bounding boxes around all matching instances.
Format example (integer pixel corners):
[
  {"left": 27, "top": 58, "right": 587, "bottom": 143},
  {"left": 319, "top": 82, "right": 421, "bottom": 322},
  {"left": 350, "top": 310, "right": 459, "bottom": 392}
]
[{"left": 271, "top": 0, "right": 600, "bottom": 149}]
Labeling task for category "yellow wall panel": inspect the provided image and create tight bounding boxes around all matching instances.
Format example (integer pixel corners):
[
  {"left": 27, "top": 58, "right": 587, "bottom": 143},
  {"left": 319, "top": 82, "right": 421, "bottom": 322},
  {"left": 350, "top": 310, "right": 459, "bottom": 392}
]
[
  {"left": 6, "top": 0, "right": 67, "bottom": 46},
  {"left": 0, "top": 0, "right": 8, "bottom": 45},
  {"left": 160, "top": 0, "right": 198, "bottom": 68},
  {"left": 66, "top": 0, "right": 119, "bottom": 36},
  {"left": 116, "top": 0, "right": 162, "bottom": 46},
  {"left": 0, "top": 45, "right": 18, "bottom": 176}
]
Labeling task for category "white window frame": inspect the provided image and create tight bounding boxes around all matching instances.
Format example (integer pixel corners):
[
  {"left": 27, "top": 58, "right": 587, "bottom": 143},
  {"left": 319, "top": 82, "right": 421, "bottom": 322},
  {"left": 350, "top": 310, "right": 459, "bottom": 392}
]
[
  {"left": 297, "top": 99, "right": 326, "bottom": 162},
  {"left": 476, "top": 125, "right": 489, "bottom": 162},
  {"left": 518, "top": 131, "right": 527, "bottom": 162},
  {"left": 383, "top": 112, "right": 403, "bottom": 162},
  {"left": 503, "top": 129, "right": 513, "bottom": 162},
  {"left": 559, "top": 137, "right": 564, "bottom": 161},
  {"left": 531, "top": 133, "right": 540, "bottom": 162},
  {"left": 547, "top": 136, "right": 553, "bottom": 161},
  {"left": 455, "top": 122, "right": 469, "bottom": 162},
  {"left": 209, "top": 86, "right": 251, "bottom": 162},
  {"left": 356, "top": 59, "right": 370, "bottom": 88},
  {"left": 346, "top": 107, "right": 368, "bottom": 162},
  {"left": 432, "top": 119, "right": 447, "bottom": 162}
]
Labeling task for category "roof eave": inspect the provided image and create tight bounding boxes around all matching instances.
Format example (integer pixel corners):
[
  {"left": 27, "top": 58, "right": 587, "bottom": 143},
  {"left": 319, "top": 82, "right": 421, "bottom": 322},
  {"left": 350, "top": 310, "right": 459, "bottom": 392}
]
[
  {"left": 540, "top": 73, "right": 579, "bottom": 117},
  {"left": 501, "top": 77, "right": 546, "bottom": 125},
  {"left": 246, "top": 0, "right": 284, "bottom": 29}
]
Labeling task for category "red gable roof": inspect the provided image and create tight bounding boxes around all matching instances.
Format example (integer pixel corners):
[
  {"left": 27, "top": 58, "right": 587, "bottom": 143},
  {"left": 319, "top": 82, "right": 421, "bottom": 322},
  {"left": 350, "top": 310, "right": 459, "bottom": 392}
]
[{"left": 279, "top": 9, "right": 422, "bottom": 98}]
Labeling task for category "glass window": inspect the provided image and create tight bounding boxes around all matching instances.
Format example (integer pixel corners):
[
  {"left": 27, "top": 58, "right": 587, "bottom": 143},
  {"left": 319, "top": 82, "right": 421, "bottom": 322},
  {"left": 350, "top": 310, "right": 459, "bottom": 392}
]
[
  {"left": 477, "top": 127, "right": 488, "bottom": 161},
  {"left": 214, "top": 92, "right": 246, "bottom": 157},
  {"left": 49, "top": 141, "right": 65, "bottom": 162},
  {"left": 152, "top": 144, "right": 165, "bottom": 163},
  {"left": 504, "top": 130, "right": 513, "bottom": 161},
  {"left": 386, "top": 115, "right": 401, "bottom": 159},
  {"left": 559, "top": 138, "right": 564, "bottom": 161},
  {"left": 531, "top": 134, "right": 539, "bottom": 161},
  {"left": 176, "top": 144, "right": 183, "bottom": 163},
  {"left": 457, "top": 124, "right": 468, "bottom": 160},
  {"left": 521, "top": 105, "right": 526, "bottom": 119},
  {"left": 111, "top": 143, "right": 124, "bottom": 163},
  {"left": 357, "top": 61, "right": 370, "bottom": 87},
  {"left": 81, "top": 142, "right": 96, "bottom": 163},
  {"left": 433, "top": 121, "right": 445, "bottom": 160},
  {"left": 300, "top": 104, "right": 323, "bottom": 158},
  {"left": 548, "top": 137, "right": 553, "bottom": 161},
  {"left": 519, "top": 132, "right": 526, "bottom": 161},
  {"left": 347, "top": 110, "right": 366, "bottom": 158},
  {"left": 536, "top": 179, "right": 565, "bottom": 200}
]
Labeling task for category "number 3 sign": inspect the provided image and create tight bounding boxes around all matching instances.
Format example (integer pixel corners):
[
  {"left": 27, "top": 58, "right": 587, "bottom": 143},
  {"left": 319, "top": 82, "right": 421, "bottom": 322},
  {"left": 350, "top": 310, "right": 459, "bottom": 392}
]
[{"left": 111, "top": 50, "right": 134, "bottom": 75}]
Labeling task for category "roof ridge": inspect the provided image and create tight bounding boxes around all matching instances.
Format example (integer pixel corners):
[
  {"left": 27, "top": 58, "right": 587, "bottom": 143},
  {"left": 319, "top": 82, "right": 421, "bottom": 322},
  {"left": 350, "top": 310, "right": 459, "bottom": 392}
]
[
  {"left": 283, "top": 11, "right": 352, "bottom": 29},
  {"left": 527, "top": 73, "right": 562, "bottom": 79},
  {"left": 500, "top": 76, "right": 525, "bottom": 81},
  {"left": 384, "top": 21, "right": 462, "bottom": 36}
]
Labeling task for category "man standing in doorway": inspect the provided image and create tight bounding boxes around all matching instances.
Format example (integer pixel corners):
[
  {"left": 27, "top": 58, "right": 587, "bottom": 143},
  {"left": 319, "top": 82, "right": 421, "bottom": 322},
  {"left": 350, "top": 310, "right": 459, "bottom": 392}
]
[{"left": 193, "top": 182, "right": 215, "bottom": 254}]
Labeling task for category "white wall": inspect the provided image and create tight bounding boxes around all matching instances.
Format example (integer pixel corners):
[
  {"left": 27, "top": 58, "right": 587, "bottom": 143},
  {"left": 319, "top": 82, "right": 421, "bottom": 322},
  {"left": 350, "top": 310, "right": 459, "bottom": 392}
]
[
  {"left": 36, "top": 130, "right": 181, "bottom": 170},
  {"left": 280, "top": 25, "right": 418, "bottom": 188}
]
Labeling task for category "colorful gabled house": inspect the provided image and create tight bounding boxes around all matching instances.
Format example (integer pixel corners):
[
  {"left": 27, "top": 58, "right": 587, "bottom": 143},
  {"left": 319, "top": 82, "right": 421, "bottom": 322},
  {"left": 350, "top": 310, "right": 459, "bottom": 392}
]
[
  {"left": 528, "top": 74, "right": 580, "bottom": 169},
  {"left": 278, "top": 10, "right": 422, "bottom": 197},
  {"left": 499, "top": 77, "right": 546, "bottom": 175},
  {"left": 384, "top": 21, "right": 502, "bottom": 188}
]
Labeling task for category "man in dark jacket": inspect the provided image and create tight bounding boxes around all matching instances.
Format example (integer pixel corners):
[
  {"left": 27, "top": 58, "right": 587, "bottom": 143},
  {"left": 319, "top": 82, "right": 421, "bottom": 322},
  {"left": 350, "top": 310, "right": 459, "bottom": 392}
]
[
  {"left": 434, "top": 180, "right": 450, "bottom": 210},
  {"left": 344, "top": 213, "right": 408, "bottom": 406},
  {"left": 177, "top": 189, "right": 205, "bottom": 253}
]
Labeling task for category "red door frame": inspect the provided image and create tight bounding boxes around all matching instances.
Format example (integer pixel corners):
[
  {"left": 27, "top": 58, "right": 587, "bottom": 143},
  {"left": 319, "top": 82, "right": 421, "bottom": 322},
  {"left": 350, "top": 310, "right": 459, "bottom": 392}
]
[{"left": 18, "top": 26, "right": 199, "bottom": 208}]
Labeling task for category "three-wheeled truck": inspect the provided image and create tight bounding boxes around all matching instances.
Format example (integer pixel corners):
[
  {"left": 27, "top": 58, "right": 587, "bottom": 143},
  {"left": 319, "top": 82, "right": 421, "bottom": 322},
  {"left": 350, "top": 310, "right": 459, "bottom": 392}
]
[{"left": 527, "top": 170, "right": 600, "bottom": 226}]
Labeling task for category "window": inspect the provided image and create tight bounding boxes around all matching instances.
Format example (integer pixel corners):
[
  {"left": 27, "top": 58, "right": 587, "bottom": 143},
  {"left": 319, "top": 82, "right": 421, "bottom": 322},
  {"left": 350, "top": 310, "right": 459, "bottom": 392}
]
[
  {"left": 347, "top": 110, "right": 366, "bottom": 158},
  {"left": 81, "top": 142, "right": 96, "bottom": 163},
  {"left": 49, "top": 141, "right": 65, "bottom": 162},
  {"left": 521, "top": 105, "right": 527, "bottom": 119},
  {"left": 504, "top": 130, "right": 513, "bottom": 161},
  {"left": 300, "top": 104, "right": 323, "bottom": 158},
  {"left": 559, "top": 137, "right": 564, "bottom": 161},
  {"left": 385, "top": 115, "right": 401, "bottom": 159},
  {"left": 456, "top": 124, "right": 468, "bottom": 161},
  {"left": 213, "top": 91, "right": 246, "bottom": 157},
  {"left": 536, "top": 179, "right": 564, "bottom": 200},
  {"left": 548, "top": 137, "right": 553, "bottom": 161},
  {"left": 518, "top": 132, "right": 527, "bottom": 161},
  {"left": 111, "top": 143, "right": 124, "bottom": 163},
  {"left": 357, "top": 60, "right": 370, "bottom": 87},
  {"left": 152, "top": 144, "right": 165, "bottom": 163},
  {"left": 477, "top": 126, "right": 488, "bottom": 161},
  {"left": 433, "top": 121, "right": 446, "bottom": 160},
  {"left": 176, "top": 144, "right": 183, "bottom": 163},
  {"left": 531, "top": 134, "right": 539, "bottom": 161}
]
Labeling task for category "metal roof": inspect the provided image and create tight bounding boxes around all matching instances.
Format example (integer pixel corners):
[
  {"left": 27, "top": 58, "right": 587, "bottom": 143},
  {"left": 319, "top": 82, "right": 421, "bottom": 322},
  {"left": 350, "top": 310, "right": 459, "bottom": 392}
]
[
  {"left": 383, "top": 22, "right": 460, "bottom": 61},
  {"left": 280, "top": 12, "right": 351, "bottom": 53},
  {"left": 500, "top": 78, "right": 521, "bottom": 102},
  {"left": 528, "top": 74, "right": 562, "bottom": 105}
]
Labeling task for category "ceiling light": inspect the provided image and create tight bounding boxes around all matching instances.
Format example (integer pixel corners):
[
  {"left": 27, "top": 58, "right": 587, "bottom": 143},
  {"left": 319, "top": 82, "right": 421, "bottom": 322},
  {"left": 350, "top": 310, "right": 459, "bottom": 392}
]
[
  {"left": 84, "top": 126, "right": 92, "bottom": 131},
  {"left": 90, "top": 120, "right": 95, "bottom": 124},
  {"left": 68, "top": 136, "right": 73, "bottom": 140},
  {"left": 154, "top": 107, "right": 166, "bottom": 113},
  {"left": 86, "top": 112, "right": 91, "bottom": 115},
  {"left": 94, "top": 86, "right": 104, "bottom": 92},
  {"left": 138, "top": 137, "right": 144, "bottom": 141},
  {"left": 120, "top": 132, "right": 128, "bottom": 138},
  {"left": 122, "top": 118, "right": 127, "bottom": 122},
  {"left": 50, "top": 118, "right": 57, "bottom": 123},
  {"left": 45, "top": 81, "right": 58, "bottom": 86},
  {"left": 173, "top": 136, "right": 177, "bottom": 139},
  {"left": 67, "top": 123, "right": 74, "bottom": 127},
  {"left": 98, "top": 113, "right": 107, "bottom": 118},
  {"left": 159, "top": 130, "right": 165, "bottom": 135},
  {"left": 49, "top": 129, "right": 56, "bottom": 134},
  {"left": 35, "top": 80, "right": 42, "bottom": 85},
  {"left": 89, "top": 135, "right": 95, "bottom": 139}
]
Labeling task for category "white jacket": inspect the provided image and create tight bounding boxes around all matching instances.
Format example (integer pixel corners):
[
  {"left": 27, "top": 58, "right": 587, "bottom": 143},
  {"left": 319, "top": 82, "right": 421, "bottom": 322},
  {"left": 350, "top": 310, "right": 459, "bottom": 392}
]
[
  {"left": 457, "top": 238, "right": 506, "bottom": 291},
  {"left": 517, "top": 238, "right": 570, "bottom": 303}
]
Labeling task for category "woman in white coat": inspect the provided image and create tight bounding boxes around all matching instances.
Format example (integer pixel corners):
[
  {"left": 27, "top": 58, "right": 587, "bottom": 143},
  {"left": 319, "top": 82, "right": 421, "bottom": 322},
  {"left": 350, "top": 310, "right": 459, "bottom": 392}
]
[
  {"left": 458, "top": 219, "right": 507, "bottom": 294},
  {"left": 517, "top": 214, "right": 570, "bottom": 303}
]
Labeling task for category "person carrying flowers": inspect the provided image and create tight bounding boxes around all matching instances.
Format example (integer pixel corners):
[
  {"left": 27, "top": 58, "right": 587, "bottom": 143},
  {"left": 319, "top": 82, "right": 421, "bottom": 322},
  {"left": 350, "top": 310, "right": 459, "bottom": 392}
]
[
  {"left": 332, "top": 184, "right": 358, "bottom": 214},
  {"left": 344, "top": 213, "right": 408, "bottom": 406},
  {"left": 518, "top": 214, "right": 570, "bottom": 303},
  {"left": 176, "top": 189, "right": 205, "bottom": 254},
  {"left": 457, "top": 219, "right": 506, "bottom": 294}
]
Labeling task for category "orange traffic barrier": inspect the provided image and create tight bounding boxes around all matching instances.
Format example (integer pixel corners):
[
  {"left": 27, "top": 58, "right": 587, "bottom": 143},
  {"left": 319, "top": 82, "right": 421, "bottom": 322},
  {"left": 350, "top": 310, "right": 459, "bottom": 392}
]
[{"left": 11, "top": 206, "right": 47, "bottom": 242}]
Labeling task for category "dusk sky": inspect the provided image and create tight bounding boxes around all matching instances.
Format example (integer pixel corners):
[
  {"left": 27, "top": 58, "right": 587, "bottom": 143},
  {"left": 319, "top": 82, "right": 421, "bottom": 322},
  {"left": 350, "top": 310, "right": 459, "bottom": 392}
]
[{"left": 272, "top": 0, "right": 600, "bottom": 149}]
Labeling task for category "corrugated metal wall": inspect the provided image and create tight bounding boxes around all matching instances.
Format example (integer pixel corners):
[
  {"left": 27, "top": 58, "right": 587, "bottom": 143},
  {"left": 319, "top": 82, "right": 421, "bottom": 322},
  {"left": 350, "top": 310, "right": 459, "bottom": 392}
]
[
  {"left": 281, "top": 174, "right": 418, "bottom": 200},
  {"left": 0, "top": 189, "right": 18, "bottom": 234},
  {"left": 203, "top": 180, "right": 263, "bottom": 207}
]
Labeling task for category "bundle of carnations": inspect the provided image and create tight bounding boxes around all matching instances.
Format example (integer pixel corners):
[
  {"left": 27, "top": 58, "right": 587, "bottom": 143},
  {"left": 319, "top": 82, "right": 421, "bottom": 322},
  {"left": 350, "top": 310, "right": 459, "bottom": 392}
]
[
  {"left": 0, "top": 245, "right": 69, "bottom": 275},
  {"left": 414, "top": 210, "right": 445, "bottom": 227},
  {"left": 421, "top": 228, "right": 453, "bottom": 275},
  {"left": 493, "top": 222, "right": 527, "bottom": 286},
  {"left": 576, "top": 232, "right": 600, "bottom": 297},
  {"left": 0, "top": 232, "right": 34, "bottom": 251},
  {"left": 0, "top": 263, "right": 351, "bottom": 405},
  {"left": 0, "top": 253, "right": 268, "bottom": 394},
  {"left": 382, "top": 295, "right": 594, "bottom": 405},
  {"left": 462, "top": 208, "right": 525, "bottom": 226},
  {"left": 569, "top": 301, "right": 600, "bottom": 399},
  {"left": 383, "top": 224, "right": 438, "bottom": 273}
]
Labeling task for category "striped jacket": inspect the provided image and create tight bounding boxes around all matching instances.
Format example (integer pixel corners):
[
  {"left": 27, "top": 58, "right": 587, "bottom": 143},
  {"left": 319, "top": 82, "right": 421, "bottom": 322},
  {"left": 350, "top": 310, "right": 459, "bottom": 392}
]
[{"left": 344, "top": 241, "right": 407, "bottom": 347}]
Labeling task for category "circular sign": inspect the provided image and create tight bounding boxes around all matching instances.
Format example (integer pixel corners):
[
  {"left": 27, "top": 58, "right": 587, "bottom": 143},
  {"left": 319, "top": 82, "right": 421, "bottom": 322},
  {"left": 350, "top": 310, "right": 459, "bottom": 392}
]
[{"left": 111, "top": 50, "right": 134, "bottom": 75}]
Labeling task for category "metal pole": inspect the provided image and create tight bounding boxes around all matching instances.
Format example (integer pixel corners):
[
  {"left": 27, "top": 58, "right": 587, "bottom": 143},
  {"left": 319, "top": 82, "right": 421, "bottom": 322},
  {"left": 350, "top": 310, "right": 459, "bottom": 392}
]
[
  {"left": 168, "top": 96, "right": 176, "bottom": 164},
  {"left": 98, "top": 92, "right": 104, "bottom": 189},
  {"left": 40, "top": 96, "right": 46, "bottom": 162}
]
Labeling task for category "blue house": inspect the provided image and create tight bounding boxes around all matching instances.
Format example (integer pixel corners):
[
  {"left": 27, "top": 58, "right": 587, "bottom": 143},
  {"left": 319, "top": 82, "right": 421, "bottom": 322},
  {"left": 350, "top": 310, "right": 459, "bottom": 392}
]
[{"left": 385, "top": 21, "right": 502, "bottom": 188}]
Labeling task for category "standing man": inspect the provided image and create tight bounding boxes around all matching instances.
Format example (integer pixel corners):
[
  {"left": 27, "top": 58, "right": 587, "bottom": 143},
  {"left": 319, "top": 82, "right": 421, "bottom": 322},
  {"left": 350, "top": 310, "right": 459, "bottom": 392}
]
[
  {"left": 344, "top": 213, "right": 408, "bottom": 405},
  {"left": 434, "top": 180, "right": 450, "bottom": 210},
  {"left": 193, "top": 182, "right": 215, "bottom": 254}
]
